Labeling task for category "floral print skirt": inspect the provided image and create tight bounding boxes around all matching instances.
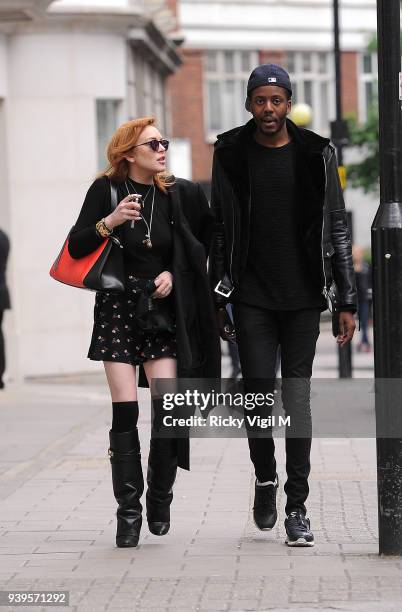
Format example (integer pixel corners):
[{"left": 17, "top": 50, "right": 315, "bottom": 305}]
[{"left": 87, "top": 275, "right": 177, "bottom": 365}]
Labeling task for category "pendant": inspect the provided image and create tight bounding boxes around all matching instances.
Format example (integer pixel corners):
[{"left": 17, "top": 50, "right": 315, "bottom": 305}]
[{"left": 143, "top": 238, "right": 152, "bottom": 249}]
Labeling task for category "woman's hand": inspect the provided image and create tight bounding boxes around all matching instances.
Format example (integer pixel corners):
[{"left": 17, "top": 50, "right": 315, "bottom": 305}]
[
  {"left": 152, "top": 271, "right": 173, "bottom": 298},
  {"left": 104, "top": 195, "right": 142, "bottom": 230}
]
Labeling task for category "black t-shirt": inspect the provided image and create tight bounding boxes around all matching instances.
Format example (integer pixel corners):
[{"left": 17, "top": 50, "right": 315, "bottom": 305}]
[
  {"left": 117, "top": 179, "right": 173, "bottom": 278},
  {"left": 234, "top": 138, "right": 323, "bottom": 310}
]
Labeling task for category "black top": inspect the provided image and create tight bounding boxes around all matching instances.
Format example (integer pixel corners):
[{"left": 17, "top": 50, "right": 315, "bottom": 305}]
[
  {"left": 118, "top": 179, "right": 173, "bottom": 277},
  {"left": 234, "top": 138, "right": 323, "bottom": 310},
  {"left": 69, "top": 176, "right": 173, "bottom": 279}
]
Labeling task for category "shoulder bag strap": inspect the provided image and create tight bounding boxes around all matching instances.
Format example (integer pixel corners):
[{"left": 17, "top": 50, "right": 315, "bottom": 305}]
[
  {"left": 109, "top": 180, "right": 123, "bottom": 248},
  {"left": 110, "top": 180, "right": 118, "bottom": 211}
]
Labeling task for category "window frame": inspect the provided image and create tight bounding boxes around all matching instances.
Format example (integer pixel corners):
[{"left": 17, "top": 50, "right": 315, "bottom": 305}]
[
  {"left": 130, "top": 50, "right": 167, "bottom": 132},
  {"left": 96, "top": 99, "right": 123, "bottom": 171},
  {"left": 358, "top": 51, "right": 378, "bottom": 123},
  {"left": 285, "top": 51, "right": 335, "bottom": 136},
  {"left": 204, "top": 49, "right": 259, "bottom": 142}
]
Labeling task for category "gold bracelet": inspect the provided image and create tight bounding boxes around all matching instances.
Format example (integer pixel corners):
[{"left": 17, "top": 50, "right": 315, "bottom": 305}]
[
  {"left": 102, "top": 218, "right": 113, "bottom": 234},
  {"left": 96, "top": 218, "right": 113, "bottom": 238}
]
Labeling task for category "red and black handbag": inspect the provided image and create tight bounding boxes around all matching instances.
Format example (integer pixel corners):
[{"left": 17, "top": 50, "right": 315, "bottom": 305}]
[{"left": 49, "top": 181, "right": 125, "bottom": 293}]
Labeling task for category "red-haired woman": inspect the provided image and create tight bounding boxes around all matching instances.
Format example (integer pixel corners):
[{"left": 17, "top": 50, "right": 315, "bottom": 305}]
[{"left": 68, "top": 117, "right": 220, "bottom": 548}]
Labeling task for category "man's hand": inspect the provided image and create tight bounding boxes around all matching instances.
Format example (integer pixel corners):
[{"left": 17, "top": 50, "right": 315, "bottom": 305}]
[
  {"left": 216, "top": 307, "right": 236, "bottom": 343},
  {"left": 336, "top": 311, "right": 356, "bottom": 347}
]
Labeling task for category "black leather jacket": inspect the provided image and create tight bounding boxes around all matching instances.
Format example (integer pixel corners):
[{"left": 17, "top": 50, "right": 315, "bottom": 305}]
[{"left": 209, "top": 118, "right": 357, "bottom": 313}]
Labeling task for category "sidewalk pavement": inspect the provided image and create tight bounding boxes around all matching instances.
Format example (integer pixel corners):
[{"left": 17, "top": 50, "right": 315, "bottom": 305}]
[{"left": 2, "top": 322, "right": 401, "bottom": 612}]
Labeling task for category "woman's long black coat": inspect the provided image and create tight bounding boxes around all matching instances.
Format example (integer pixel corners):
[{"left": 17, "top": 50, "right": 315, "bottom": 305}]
[
  {"left": 147, "top": 179, "right": 222, "bottom": 470},
  {"left": 161, "top": 178, "right": 220, "bottom": 380}
]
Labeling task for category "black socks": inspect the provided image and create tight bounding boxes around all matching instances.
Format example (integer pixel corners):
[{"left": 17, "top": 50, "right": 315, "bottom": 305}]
[{"left": 112, "top": 401, "right": 139, "bottom": 433}]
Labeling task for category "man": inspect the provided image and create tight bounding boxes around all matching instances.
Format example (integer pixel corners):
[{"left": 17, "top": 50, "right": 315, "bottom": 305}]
[
  {"left": 0, "top": 228, "right": 11, "bottom": 390},
  {"left": 209, "top": 64, "right": 356, "bottom": 547}
]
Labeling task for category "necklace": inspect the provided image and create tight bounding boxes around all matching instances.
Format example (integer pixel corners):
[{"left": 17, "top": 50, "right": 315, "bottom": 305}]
[
  {"left": 141, "top": 186, "right": 155, "bottom": 248},
  {"left": 127, "top": 177, "right": 153, "bottom": 205},
  {"left": 125, "top": 180, "right": 155, "bottom": 248}
]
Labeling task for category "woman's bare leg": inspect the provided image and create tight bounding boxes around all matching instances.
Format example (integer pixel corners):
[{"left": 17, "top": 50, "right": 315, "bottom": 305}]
[
  {"left": 143, "top": 357, "right": 177, "bottom": 388},
  {"left": 103, "top": 361, "right": 137, "bottom": 402}
]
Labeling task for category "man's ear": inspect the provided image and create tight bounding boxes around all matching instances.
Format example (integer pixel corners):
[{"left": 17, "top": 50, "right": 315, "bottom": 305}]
[
  {"left": 286, "top": 99, "right": 292, "bottom": 116},
  {"left": 245, "top": 97, "right": 251, "bottom": 112}
]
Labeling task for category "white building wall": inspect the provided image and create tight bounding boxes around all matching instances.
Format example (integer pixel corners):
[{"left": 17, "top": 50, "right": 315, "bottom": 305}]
[
  {"left": 179, "top": 0, "right": 377, "bottom": 50},
  {"left": 0, "top": 0, "right": 180, "bottom": 380},
  {"left": 4, "top": 29, "right": 127, "bottom": 378}
]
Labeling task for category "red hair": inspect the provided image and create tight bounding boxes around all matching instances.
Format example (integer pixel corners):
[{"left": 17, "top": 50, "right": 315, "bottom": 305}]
[{"left": 100, "top": 117, "right": 175, "bottom": 193}]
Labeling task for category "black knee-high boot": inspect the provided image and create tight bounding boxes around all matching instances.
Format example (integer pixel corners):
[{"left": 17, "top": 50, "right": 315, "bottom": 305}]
[
  {"left": 146, "top": 400, "right": 178, "bottom": 536},
  {"left": 109, "top": 429, "right": 144, "bottom": 547}
]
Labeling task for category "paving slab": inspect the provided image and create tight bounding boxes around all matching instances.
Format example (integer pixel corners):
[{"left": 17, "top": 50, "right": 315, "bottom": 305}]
[{"left": 1, "top": 324, "right": 402, "bottom": 610}]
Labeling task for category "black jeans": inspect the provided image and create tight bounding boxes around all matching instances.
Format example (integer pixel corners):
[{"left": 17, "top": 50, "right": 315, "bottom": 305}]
[{"left": 233, "top": 303, "right": 321, "bottom": 515}]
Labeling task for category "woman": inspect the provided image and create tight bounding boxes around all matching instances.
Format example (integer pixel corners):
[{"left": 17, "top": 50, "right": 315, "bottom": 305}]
[{"left": 68, "top": 117, "right": 220, "bottom": 548}]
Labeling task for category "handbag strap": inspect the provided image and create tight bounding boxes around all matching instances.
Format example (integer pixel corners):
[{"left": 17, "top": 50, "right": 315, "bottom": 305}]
[
  {"left": 110, "top": 181, "right": 118, "bottom": 211},
  {"left": 109, "top": 180, "right": 123, "bottom": 248}
]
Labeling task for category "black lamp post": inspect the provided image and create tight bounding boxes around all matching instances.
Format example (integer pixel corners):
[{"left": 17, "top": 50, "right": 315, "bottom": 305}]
[
  {"left": 372, "top": 0, "right": 402, "bottom": 555},
  {"left": 331, "top": 0, "right": 353, "bottom": 378}
]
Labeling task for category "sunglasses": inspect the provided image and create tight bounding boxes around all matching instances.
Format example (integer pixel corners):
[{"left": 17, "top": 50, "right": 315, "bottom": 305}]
[{"left": 133, "top": 138, "right": 170, "bottom": 152}]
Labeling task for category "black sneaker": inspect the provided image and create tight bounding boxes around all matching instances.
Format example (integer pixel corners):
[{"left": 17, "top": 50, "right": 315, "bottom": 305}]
[
  {"left": 284, "top": 509, "right": 314, "bottom": 547},
  {"left": 253, "top": 474, "right": 278, "bottom": 530}
]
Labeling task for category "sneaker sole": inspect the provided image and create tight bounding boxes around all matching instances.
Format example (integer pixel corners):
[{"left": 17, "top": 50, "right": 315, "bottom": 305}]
[{"left": 285, "top": 537, "right": 314, "bottom": 547}]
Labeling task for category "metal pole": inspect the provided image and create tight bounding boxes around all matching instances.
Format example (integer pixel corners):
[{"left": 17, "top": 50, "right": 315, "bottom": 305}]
[
  {"left": 333, "top": 0, "right": 343, "bottom": 148},
  {"left": 372, "top": 0, "right": 402, "bottom": 555},
  {"left": 333, "top": 0, "right": 352, "bottom": 378}
]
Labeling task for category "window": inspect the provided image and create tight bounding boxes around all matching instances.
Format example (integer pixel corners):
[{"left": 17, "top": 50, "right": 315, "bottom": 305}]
[
  {"left": 284, "top": 52, "right": 334, "bottom": 134},
  {"left": 363, "top": 53, "right": 373, "bottom": 75},
  {"left": 204, "top": 50, "right": 258, "bottom": 139},
  {"left": 130, "top": 51, "right": 166, "bottom": 131},
  {"left": 359, "top": 52, "right": 378, "bottom": 123},
  {"left": 96, "top": 100, "right": 122, "bottom": 170}
]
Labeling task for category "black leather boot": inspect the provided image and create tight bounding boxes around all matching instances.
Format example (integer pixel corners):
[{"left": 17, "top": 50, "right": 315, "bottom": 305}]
[
  {"left": 146, "top": 436, "right": 178, "bottom": 536},
  {"left": 109, "top": 429, "right": 144, "bottom": 548}
]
